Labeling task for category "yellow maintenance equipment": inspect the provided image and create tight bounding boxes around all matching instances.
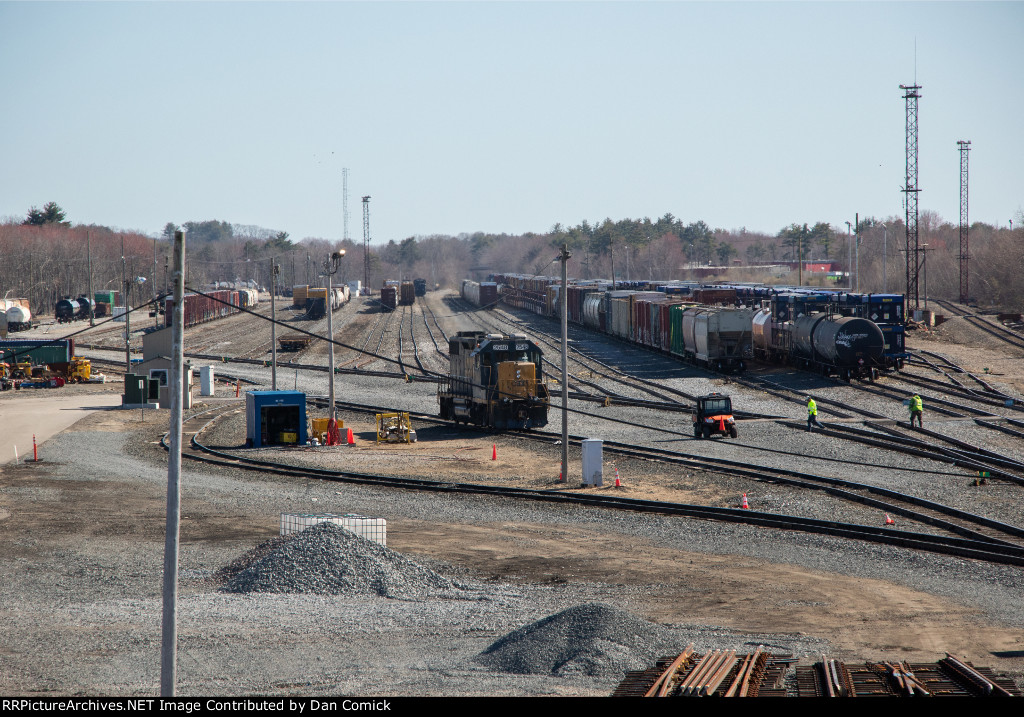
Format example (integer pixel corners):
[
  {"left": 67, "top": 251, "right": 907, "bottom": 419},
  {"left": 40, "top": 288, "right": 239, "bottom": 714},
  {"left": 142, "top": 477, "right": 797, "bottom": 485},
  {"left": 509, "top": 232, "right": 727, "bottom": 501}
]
[
  {"left": 37, "top": 358, "right": 91, "bottom": 382},
  {"left": 376, "top": 412, "right": 416, "bottom": 444},
  {"left": 310, "top": 417, "right": 343, "bottom": 444},
  {"left": 67, "top": 358, "right": 91, "bottom": 382}
]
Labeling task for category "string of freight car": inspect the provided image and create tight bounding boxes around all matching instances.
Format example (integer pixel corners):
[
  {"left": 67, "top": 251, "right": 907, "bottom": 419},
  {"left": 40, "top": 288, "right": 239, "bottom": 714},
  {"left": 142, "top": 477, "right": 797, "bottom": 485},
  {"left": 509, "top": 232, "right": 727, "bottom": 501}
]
[{"left": 171, "top": 287, "right": 779, "bottom": 417}]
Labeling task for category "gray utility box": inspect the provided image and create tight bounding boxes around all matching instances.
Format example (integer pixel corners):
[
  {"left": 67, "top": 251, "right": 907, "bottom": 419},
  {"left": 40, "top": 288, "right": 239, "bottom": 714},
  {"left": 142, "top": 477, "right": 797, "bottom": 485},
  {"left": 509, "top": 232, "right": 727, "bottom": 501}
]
[
  {"left": 157, "top": 366, "right": 193, "bottom": 410},
  {"left": 581, "top": 438, "right": 603, "bottom": 486},
  {"left": 200, "top": 365, "right": 215, "bottom": 396}
]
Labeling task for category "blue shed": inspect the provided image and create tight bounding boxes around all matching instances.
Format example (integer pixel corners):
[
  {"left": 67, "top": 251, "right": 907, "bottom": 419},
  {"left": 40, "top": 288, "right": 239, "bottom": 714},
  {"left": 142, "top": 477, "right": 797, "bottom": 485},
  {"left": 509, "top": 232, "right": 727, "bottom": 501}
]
[{"left": 246, "top": 391, "right": 307, "bottom": 448}]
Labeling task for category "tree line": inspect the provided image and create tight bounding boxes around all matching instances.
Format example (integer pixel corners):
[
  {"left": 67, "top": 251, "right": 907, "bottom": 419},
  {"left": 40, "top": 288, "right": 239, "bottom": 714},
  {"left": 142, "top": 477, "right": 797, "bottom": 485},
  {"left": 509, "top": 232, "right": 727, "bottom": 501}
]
[{"left": 4, "top": 202, "right": 1022, "bottom": 317}]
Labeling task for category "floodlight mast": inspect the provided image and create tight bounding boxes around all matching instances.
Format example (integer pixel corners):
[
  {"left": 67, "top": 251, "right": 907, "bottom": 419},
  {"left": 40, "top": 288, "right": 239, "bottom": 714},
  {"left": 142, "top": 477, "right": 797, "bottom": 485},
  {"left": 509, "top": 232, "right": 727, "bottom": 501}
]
[
  {"left": 958, "top": 140, "right": 971, "bottom": 304},
  {"left": 325, "top": 250, "right": 345, "bottom": 425},
  {"left": 559, "top": 244, "right": 571, "bottom": 483},
  {"left": 901, "top": 83, "right": 922, "bottom": 311}
]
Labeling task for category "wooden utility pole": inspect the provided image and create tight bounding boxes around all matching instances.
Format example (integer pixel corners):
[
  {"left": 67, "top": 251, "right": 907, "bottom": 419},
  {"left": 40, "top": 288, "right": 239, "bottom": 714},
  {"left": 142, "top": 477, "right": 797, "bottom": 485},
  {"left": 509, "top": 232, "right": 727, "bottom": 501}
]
[
  {"left": 271, "top": 260, "right": 279, "bottom": 390},
  {"left": 559, "top": 244, "right": 571, "bottom": 483},
  {"left": 160, "top": 229, "right": 185, "bottom": 696}
]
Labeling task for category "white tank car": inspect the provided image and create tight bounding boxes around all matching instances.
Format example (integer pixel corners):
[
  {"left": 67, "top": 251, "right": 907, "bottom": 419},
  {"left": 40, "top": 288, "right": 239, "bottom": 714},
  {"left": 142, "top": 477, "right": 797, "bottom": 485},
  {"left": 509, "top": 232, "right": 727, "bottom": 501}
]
[{"left": 5, "top": 305, "right": 32, "bottom": 331}]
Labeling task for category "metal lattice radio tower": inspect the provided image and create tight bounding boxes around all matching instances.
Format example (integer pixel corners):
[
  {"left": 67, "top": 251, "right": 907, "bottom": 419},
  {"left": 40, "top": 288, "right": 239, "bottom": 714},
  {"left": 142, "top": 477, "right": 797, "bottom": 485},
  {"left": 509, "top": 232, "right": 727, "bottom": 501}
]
[
  {"left": 342, "top": 168, "right": 350, "bottom": 242},
  {"left": 958, "top": 140, "right": 971, "bottom": 304},
  {"left": 901, "top": 83, "right": 922, "bottom": 310},
  {"left": 362, "top": 195, "right": 371, "bottom": 292}
]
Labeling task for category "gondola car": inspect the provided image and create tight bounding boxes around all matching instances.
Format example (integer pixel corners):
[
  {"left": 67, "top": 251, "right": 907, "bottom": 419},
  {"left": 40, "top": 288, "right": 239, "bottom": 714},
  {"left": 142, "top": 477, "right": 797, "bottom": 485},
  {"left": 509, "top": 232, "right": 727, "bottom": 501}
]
[{"left": 438, "top": 331, "right": 549, "bottom": 429}]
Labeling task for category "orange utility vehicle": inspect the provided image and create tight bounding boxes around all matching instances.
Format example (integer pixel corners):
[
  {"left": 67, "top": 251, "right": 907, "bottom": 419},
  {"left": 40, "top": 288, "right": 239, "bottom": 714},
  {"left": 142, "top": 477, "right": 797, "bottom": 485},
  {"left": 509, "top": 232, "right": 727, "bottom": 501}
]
[{"left": 692, "top": 392, "right": 737, "bottom": 439}]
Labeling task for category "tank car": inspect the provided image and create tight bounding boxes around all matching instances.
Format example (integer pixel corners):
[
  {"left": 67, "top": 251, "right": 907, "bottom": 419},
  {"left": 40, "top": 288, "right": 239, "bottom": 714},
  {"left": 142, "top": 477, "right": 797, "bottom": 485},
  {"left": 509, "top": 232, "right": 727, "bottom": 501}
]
[
  {"left": 75, "top": 296, "right": 95, "bottom": 319},
  {"left": 437, "top": 331, "right": 549, "bottom": 429},
  {"left": 792, "top": 313, "right": 885, "bottom": 380},
  {"left": 55, "top": 299, "right": 81, "bottom": 323},
  {"left": 5, "top": 305, "right": 31, "bottom": 331}
]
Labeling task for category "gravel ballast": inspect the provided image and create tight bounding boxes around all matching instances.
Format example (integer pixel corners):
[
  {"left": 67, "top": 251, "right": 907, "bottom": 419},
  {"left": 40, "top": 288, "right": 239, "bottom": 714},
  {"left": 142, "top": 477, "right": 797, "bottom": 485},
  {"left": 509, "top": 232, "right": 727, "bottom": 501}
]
[
  {"left": 477, "top": 603, "right": 683, "bottom": 677},
  {"left": 221, "top": 521, "right": 470, "bottom": 599}
]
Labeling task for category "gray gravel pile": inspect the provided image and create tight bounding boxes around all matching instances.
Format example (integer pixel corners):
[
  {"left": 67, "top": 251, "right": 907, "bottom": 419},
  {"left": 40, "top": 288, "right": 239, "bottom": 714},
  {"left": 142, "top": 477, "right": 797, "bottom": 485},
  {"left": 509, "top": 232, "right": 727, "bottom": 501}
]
[
  {"left": 477, "top": 602, "right": 682, "bottom": 677},
  {"left": 221, "top": 521, "right": 469, "bottom": 599}
]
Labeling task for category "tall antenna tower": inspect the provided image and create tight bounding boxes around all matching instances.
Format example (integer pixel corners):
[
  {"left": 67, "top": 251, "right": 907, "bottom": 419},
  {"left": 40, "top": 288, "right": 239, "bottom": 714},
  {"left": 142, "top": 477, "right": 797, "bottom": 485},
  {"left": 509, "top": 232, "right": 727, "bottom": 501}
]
[
  {"left": 958, "top": 140, "right": 971, "bottom": 304},
  {"left": 342, "top": 168, "right": 350, "bottom": 242},
  {"left": 362, "top": 195, "right": 371, "bottom": 292},
  {"left": 900, "top": 83, "right": 922, "bottom": 310}
]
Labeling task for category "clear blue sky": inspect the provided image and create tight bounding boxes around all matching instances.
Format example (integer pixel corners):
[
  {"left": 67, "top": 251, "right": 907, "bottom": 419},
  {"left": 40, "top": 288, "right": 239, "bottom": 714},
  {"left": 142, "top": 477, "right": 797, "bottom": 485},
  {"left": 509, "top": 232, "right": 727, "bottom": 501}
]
[{"left": 2, "top": 1, "right": 1021, "bottom": 243}]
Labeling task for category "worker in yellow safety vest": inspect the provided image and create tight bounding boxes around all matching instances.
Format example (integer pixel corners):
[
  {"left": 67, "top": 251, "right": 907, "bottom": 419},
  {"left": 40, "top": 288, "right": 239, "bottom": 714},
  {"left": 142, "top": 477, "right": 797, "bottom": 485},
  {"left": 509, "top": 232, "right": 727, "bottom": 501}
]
[
  {"left": 806, "top": 396, "right": 820, "bottom": 432},
  {"left": 909, "top": 394, "right": 923, "bottom": 428}
]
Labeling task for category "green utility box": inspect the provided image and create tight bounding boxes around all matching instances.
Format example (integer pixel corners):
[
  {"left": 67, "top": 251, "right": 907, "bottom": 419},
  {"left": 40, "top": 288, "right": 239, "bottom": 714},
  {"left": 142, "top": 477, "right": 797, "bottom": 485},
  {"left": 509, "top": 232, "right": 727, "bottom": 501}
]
[{"left": 123, "top": 373, "right": 159, "bottom": 407}]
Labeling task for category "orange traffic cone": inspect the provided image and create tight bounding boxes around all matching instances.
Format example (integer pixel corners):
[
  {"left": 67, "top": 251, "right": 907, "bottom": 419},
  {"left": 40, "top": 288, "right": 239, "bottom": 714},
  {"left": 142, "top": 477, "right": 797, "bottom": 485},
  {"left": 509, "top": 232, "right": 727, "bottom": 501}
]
[
  {"left": 492, "top": 444, "right": 497, "bottom": 461},
  {"left": 885, "top": 513, "right": 896, "bottom": 525},
  {"left": 741, "top": 493, "right": 749, "bottom": 509},
  {"left": 346, "top": 428, "right": 355, "bottom": 445},
  {"left": 614, "top": 468, "right": 621, "bottom": 488}
]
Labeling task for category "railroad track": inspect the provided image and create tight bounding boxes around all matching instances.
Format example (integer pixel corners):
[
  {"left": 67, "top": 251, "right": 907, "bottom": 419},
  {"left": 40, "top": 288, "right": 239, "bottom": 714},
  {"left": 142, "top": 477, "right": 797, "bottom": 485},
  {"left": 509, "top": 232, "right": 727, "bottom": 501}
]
[
  {"left": 615, "top": 650, "right": 1019, "bottom": 697},
  {"left": 932, "top": 299, "right": 1024, "bottom": 354},
  {"left": 418, "top": 299, "right": 449, "bottom": 358},
  {"left": 167, "top": 399, "right": 1024, "bottom": 568},
  {"left": 332, "top": 308, "right": 393, "bottom": 371}
]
